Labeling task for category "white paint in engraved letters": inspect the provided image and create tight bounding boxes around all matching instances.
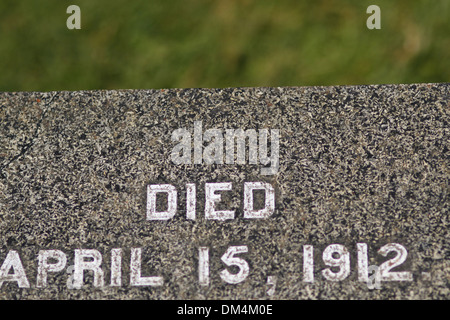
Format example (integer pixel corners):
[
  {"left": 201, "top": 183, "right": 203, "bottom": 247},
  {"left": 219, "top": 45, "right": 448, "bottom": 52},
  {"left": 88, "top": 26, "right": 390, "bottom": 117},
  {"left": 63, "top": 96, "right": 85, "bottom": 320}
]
[
  {"left": 186, "top": 183, "right": 196, "bottom": 220},
  {"left": 66, "top": 265, "right": 75, "bottom": 289},
  {"left": 0, "top": 250, "right": 30, "bottom": 288},
  {"left": 110, "top": 248, "right": 122, "bottom": 287},
  {"left": 36, "top": 250, "right": 67, "bottom": 288},
  {"left": 198, "top": 247, "right": 210, "bottom": 286},
  {"left": 322, "top": 244, "right": 350, "bottom": 281},
  {"left": 377, "top": 243, "right": 413, "bottom": 281},
  {"left": 73, "top": 249, "right": 104, "bottom": 289},
  {"left": 130, "top": 248, "right": 163, "bottom": 286},
  {"left": 303, "top": 245, "right": 314, "bottom": 283},
  {"left": 220, "top": 246, "right": 249, "bottom": 284},
  {"left": 147, "top": 184, "right": 177, "bottom": 220},
  {"left": 147, "top": 182, "right": 275, "bottom": 220},
  {"left": 243, "top": 182, "right": 275, "bottom": 218},
  {"left": 357, "top": 243, "right": 369, "bottom": 282},
  {"left": 205, "top": 182, "right": 235, "bottom": 220}
]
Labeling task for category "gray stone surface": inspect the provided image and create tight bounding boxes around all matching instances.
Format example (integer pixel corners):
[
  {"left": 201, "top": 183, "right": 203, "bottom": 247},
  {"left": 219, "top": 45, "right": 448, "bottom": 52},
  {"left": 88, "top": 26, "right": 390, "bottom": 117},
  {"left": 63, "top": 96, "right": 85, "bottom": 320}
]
[{"left": 0, "top": 83, "right": 448, "bottom": 299}]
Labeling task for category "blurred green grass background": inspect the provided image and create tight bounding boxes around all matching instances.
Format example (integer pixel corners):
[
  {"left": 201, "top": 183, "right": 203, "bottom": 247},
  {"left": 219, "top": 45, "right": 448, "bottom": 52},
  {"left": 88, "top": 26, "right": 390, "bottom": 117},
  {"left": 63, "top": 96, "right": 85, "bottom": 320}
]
[{"left": 0, "top": 0, "right": 448, "bottom": 91}]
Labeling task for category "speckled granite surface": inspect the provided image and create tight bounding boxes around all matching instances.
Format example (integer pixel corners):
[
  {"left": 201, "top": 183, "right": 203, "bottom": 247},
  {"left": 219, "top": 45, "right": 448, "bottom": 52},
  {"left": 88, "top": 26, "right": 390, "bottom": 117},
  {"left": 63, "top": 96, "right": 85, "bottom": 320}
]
[{"left": 0, "top": 83, "right": 448, "bottom": 299}]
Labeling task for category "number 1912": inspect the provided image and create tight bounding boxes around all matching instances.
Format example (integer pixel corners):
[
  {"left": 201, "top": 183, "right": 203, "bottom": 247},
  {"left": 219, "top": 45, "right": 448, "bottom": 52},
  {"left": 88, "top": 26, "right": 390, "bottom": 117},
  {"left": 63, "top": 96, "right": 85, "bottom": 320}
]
[{"left": 303, "top": 243, "right": 413, "bottom": 283}]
